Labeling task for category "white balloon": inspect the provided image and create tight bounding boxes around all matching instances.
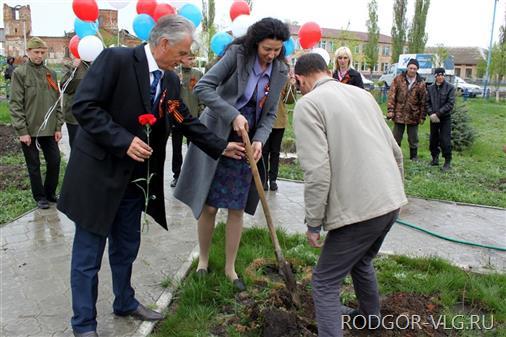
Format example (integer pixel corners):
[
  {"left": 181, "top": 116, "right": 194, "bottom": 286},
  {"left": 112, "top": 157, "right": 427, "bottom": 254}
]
[
  {"left": 311, "top": 47, "right": 330, "bottom": 66},
  {"left": 78, "top": 35, "right": 104, "bottom": 62},
  {"left": 108, "top": 0, "right": 130, "bottom": 10},
  {"left": 231, "top": 14, "right": 256, "bottom": 38}
]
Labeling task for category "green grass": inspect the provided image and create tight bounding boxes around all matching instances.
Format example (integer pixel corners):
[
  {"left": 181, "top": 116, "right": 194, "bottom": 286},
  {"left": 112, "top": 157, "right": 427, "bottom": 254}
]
[
  {"left": 280, "top": 98, "right": 506, "bottom": 208},
  {"left": 0, "top": 100, "right": 10, "bottom": 123},
  {"left": 153, "top": 225, "right": 505, "bottom": 337}
]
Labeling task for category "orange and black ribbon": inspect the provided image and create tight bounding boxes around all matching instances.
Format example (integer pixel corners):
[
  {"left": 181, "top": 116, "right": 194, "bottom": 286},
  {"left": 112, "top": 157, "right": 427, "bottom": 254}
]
[
  {"left": 167, "top": 99, "right": 184, "bottom": 123},
  {"left": 46, "top": 72, "right": 59, "bottom": 93},
  {"left": 258, "top": 83, "right": 270, "bottom": 109}
]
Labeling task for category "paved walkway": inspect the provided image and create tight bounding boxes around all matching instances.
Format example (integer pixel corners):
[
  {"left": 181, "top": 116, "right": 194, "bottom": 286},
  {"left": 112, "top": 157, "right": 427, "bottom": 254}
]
[{"left": 1, "top": 128, "right": 505, "bottom": 337}]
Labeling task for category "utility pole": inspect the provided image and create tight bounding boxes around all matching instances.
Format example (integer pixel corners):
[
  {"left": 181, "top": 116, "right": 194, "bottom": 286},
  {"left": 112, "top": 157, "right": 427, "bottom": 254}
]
[{"left": 483, "top": 0, "right": 499, "bottom": 98}]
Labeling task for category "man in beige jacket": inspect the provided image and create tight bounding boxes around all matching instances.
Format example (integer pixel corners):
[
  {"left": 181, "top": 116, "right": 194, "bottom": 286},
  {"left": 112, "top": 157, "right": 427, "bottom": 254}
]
[{"left": 293, "top": 53, "right": 407, "bottom": 337}]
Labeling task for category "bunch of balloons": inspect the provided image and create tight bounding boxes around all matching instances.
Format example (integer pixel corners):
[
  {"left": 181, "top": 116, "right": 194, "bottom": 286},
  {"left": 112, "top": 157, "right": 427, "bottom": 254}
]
[
  {"left": 133, "top": 0, "right": 202, "bottom": 41},
  {"left": 209, "top": 0, "right": 254, "bottom": 56},
  {"left": 71, "top": 0, "right": 104, "bottom": 62}
]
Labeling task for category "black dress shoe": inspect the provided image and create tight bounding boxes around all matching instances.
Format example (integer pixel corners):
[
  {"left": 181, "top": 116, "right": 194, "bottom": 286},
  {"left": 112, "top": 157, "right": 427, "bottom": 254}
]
[
  {"left": 117, "top": 303, "right": 164, "bottom": 321},
  {"left": 341, "top": 305, "right": 359, "bottom": 317},
  {"left": 269, "top": 181, "right": 278, "bottom": 191},
  {"left": 170, "top": 178, "right": 178, "bottom": 188},
  {"left": 263, "top": 181, "right": 268, "bottom": 191},
  {"left": 73, "top": 331, "right": 98, "bottom": 337},
  {"left": 37, "top": 199, "right": 50, "bottom": 209},
  {"left": 232, "top": 278, "right": 246, "bottom": 291}
]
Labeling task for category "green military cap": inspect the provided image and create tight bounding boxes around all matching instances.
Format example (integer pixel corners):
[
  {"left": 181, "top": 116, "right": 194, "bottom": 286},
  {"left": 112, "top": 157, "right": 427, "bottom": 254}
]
[{"left": 27, "top": 37, "right": 48, "bottom": 50}]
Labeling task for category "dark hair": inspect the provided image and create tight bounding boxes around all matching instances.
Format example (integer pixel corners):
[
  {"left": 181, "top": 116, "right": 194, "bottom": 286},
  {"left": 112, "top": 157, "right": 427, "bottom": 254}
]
[
  {"left": 7, "top": 57, "right": 15, "bottom": 64},
  {"left": 231, "top": 17, "right": 290, "bottom": 61},
  {"left": 294, "top": 53, "right": 327, "bottom": 76}
]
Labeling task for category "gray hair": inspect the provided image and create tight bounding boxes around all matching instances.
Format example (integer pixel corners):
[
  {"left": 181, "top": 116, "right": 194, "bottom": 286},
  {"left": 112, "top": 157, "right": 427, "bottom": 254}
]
[{"left": 148, "top": 15, "right": 195, "bottom": 47}]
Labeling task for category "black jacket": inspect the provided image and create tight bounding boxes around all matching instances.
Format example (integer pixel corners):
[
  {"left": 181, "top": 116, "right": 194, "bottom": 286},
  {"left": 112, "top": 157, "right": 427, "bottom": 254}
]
[
  {"left": 426, "top": 80, "right": 456, "bottom": 120},
  {"left": 57, "top": 45, "right": 227, "bottom": 236},
  {"left": 332, "top": 68, "right": 364, "bottom": 89}
]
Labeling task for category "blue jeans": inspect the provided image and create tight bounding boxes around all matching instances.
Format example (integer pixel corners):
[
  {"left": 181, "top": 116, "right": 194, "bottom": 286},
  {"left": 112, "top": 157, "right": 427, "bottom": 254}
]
[{"left": 70, "top": 194, "right": 143, "bottom": 333}]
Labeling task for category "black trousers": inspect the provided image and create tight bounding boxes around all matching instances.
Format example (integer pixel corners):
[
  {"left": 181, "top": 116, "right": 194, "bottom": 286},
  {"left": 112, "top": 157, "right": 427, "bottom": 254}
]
[
  {"left": 171, "top": 128, "right": 184, "bottom": 179},
  {"left": 21, "top": 136, "right": 61, "bottom": 202},
  {"left": 430, "top": 118, "right": 452, "bottom": 160},
  {"left": 258, "top": 128, "right": 285, "bottom": 182},
  {"left": 67, "top": 123, "right": 79, "bottom": 149},
  {"left": 392, "top": 123, "right": 419, "bottom": 150}
]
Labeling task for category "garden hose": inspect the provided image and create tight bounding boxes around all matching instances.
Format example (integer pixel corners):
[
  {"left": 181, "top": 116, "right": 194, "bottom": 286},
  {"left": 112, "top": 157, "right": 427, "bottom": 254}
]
[{"left": 395, "top": 218, "right": 506, "bottom": 252}]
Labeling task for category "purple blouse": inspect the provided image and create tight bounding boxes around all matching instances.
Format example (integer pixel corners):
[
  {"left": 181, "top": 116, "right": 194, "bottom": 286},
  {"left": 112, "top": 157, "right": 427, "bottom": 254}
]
[{"left": 235, "top": 56, "right": 273, "bottom": 122}]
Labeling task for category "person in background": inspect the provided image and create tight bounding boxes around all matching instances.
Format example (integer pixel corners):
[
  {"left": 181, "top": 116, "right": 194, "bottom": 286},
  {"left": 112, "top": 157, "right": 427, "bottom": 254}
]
[
  {"left": 386, "top": 58, "right": 427, "bottom": 161},
  {"left": 259, "top": 71, "right": 296, "bottom": 191},
  {"left": 9, "top": 37, "right": 63, "bottom": 210},
  {"left": 332, "top": 46, "right": 364, "bottom": 89},
  {"left": 426, "top": 67, "right": 455, "bottom": 171},
  {"left": 293, "top": 53, "right": 407, "bottom": 337},
  {"left": 61, "top": 58, "right": 90, "bottom": 148},
  {"left": 174, "top": 18, "right": 290, "bottom": 291},
  {"left": 170, "top": 52, "right": 204, "bottom": 187},
  {"left": 4, "top": 56, "right": 16, "bottom": 99}
]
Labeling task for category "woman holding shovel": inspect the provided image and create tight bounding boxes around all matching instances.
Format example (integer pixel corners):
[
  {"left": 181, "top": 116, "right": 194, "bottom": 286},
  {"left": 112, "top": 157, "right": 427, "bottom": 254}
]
[{"left": 174, "top": 18, "right": 290, "bottom": 291}]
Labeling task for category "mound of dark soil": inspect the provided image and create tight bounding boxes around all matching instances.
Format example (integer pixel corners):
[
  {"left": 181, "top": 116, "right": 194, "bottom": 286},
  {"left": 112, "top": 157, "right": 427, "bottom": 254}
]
[
  {"left": 212, "top": 261, "right": 449, "bottom": 337},
  {"left": 0, "top": 124, "right": 20, "bottom": 156}
]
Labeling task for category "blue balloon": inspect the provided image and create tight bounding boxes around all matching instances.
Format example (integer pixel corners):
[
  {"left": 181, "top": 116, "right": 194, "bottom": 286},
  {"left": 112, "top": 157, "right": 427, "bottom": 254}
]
[
  {"left": 179, "top": 4, "right": 202, "bottom": 28},
  {"left": 210, "top": 32, "right": 233, "bottom": 56},
  {"left": 133, "top": 14, "right": 155, "bottom": 41},
  {"left": 74, "top": 18, "right": 99, "bottom": 39},
  {"left": 284, "top": 37, "right": 295, "bottom": 56}
]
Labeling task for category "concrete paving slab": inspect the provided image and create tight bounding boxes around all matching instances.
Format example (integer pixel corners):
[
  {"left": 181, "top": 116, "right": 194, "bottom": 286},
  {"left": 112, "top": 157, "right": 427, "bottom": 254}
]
[{"left": 1, "top": 126, "right": 504, "bottom": 337}]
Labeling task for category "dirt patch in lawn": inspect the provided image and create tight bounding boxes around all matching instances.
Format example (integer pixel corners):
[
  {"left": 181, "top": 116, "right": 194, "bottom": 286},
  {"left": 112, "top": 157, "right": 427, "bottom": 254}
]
[
  {"left": 0, "top": 124, "right": 21, "bottom": 157},
  {"left": 211, "top": 261, "right": 449, "bottom": 337}
]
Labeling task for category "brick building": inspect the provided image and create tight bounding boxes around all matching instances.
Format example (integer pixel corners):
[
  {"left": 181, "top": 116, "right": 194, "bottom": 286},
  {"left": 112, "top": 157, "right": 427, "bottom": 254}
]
[
  {"left": 288, "top": 24, "right": 395, "bottom": 77},
  {"left": 3, "top": 4, "right": 140, "bottom": 63}
]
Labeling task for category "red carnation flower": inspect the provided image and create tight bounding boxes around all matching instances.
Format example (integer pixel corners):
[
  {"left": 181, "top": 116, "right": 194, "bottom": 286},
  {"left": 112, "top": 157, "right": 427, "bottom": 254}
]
[{"left": 138, "top": 114, "right": 157, "bottom": 126}]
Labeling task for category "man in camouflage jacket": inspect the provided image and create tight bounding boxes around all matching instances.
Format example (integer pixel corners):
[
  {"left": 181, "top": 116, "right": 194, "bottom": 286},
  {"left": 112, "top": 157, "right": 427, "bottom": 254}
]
[
  {"left": 387, "top": 59, "right": 427, "bottom": 161},
  {"left": 9, "top": 37, "right": 63, "bottom": 209}
]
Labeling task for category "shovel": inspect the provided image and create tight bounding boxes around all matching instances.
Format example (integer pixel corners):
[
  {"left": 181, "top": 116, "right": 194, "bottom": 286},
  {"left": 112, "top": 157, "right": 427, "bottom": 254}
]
[{"left": 241, "top": 129, "right": 300, "bottom": 307}]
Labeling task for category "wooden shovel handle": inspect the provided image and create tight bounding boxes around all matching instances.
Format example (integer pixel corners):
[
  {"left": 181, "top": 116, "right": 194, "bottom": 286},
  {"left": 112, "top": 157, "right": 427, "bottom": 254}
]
[{"left": 240, "top": 129, "right": 285, "bottom": 262}]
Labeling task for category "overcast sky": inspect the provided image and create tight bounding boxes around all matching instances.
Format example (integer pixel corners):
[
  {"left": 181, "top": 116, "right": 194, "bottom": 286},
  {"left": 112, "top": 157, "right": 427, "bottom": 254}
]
[{"left": 2, "top": 0, "right": 505, "bottom": 48}]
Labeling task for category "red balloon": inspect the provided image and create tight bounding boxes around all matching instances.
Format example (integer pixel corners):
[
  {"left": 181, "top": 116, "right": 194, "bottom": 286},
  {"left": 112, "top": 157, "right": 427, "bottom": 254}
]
[
  {"left": 230, "top": 1, "right": 250, "bottom": 21},
  {"left": 153, "top": 3, "right": 176, "bottom": 22},
  {"left": 136, "top": 0, "right": 157, "bottom": 17},
  {"left": 69, "top": 35, "right": 80, "bottom": 59},
  {"left": 72, "top": 0, "right": 99, "bottom": 22},
  {"left": 298, "top": 22, "right": 322, "bottom": 49}
]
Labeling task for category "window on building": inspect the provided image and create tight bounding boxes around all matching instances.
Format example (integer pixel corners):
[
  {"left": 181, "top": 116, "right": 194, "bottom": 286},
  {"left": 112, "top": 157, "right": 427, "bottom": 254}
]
[
  {"left": 455, "top": 68, "right": 461, "bottom": 77},
  {"left": 465, "top": 68, "right": 472, "bottom": 79},
  {"left": 361, "top": 63, "right": 368, "bottom": 71},
  {"left": 319, "top": 40, "right": 327, "bottom": 50},
  {"left": 373, "top": 64, "right": 379, "bottom": 72},
  {"left": 382, "top": 63, "right": 390, "bottom": 72},
  {"left": 354, "top": 45, "right": 360, "bottom": 53},
  {"left": 328, "top": 41, "right": 334, "bottom": 52},
  {"left": 383, "top": 46, "right": 390, "bottom": 56},
  {"left": 353, "top": 62, "right": 359, "bottom": 69}
]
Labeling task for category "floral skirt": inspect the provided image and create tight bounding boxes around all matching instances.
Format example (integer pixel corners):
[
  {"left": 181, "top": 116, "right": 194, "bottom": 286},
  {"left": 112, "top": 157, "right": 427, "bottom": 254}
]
[{"left": 206, "top": 105, "right": 256, "bottom": 210}]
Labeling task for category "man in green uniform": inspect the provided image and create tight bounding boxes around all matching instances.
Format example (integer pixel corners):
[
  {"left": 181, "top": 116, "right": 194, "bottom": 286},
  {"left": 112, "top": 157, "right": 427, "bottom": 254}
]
[
  {"left": 61, "top": 58, "right": 89, "bottom": 148},
  {"left": 9, "top": 37, "right": 63, "bottom": 209},
  {"left": 170, "top": 54, "right": 204, "bottom": 187}
]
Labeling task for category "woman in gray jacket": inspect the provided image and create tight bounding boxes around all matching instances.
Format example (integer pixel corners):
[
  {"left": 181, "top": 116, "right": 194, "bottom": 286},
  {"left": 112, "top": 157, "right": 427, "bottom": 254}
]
[{"left": 174, "top": 18, "right": 290, "bottom": 290}]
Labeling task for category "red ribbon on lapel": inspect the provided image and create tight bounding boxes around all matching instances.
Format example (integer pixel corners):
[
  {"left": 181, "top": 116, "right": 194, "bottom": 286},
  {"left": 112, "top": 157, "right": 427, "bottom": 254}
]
[{"left": 258, "top": 83, "right": 270, "bottom": 109}]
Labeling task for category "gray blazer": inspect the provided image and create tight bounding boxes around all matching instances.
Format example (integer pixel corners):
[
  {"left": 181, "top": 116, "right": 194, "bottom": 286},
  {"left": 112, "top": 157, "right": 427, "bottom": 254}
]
[{"left": 174, "top": 44, "right": 289, "bottom": 218}]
